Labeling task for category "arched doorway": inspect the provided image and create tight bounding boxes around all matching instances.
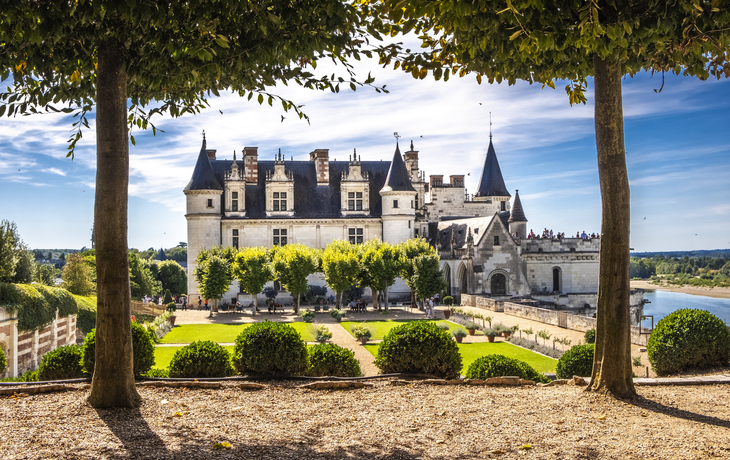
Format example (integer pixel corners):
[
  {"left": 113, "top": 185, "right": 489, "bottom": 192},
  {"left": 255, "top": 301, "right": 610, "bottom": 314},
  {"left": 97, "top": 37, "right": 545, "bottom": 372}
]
[
  {"left": 491, "top": 273, "right": 506, "bottom": 295},
  {"left": 442, "top": 263, "right": 452, "bottom": 295},
  {"left": 552, "top": 267, "right": 562, "bottom": 293},
  {"left": 457, "top": 263, "right": 468, "bottom": 295}
]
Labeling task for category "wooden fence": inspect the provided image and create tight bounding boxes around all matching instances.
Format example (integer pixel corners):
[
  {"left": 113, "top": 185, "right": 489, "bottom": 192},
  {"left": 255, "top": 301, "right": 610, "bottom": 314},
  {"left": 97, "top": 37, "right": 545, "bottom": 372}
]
[{"left": 130, "top": 300, "right": 166, "bottom": 317}]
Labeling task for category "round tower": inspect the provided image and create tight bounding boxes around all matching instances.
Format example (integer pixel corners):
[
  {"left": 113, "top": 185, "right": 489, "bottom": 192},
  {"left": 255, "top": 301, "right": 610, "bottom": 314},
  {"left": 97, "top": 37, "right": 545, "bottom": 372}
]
[
  {"left": 380, "top": 142, "right": 417, "bottom": 245},
  {"left": 184, "top": 134, "right": 223, "bottom": 300}
]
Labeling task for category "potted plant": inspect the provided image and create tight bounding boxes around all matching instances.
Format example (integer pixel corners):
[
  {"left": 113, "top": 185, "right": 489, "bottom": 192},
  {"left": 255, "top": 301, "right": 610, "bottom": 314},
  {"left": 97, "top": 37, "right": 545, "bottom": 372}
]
[
  {"left": 465, "top": 321, "right": 479, "bottom": 336},
  {"left": 452, "top": 328, "right": 467, "bottom": 343},
  {"left": 351, "top": 324, "right": 372, "bottom": 344},
  {"left": 442, "top": 296, "right": 454, "bottom": 318},
  {"left": 485, "top": 329, "right": 498, "bottom": 343},
  {"left": 300, "top": 309, "right": 315, "bottom": 323},
  {"left": 315, "top": 325, "right": 333, "bottom": 343},
  {"left": 166, "top": 302, "right": 177, "bottom": 325},
  {"left": 314, "top": 304, "right": 321, "bottom": 312},
  {"left": 443, "top": 309, "right": 452, "bottom": 319}
]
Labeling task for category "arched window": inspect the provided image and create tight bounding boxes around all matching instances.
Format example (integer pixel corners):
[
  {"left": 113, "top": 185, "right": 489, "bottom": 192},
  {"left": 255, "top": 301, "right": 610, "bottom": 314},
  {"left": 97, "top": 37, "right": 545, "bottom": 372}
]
[
  {"left": 552, "top": 267, "right": 562, "bottom": 293},
  {"left": 491, "top": 274, "right": 506, "bottom": 295}
]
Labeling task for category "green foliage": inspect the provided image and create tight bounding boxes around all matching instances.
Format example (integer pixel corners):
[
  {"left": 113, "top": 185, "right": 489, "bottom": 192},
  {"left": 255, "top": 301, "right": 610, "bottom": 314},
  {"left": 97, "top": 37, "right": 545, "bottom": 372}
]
[
  {"left": 442, "top": 296, "right": 454, "bottom": 306},
  {"left": 143, "top": 368, "right": 170, "bottom": 378},
  {"left": 307, "top": 343, "right": 363, "bottom": 377},
  {"left": 350, "top": 324, "right": 372, "bottom": 341},
  {"left": 82, "top": 322, "right": 155, "bottom": 376},
  {"left": 360, "top": 240, "right": 401, "bottom": 307},
  {"left": 0, "top": 220, "right": 33, "bottom": 284},
  {"left": 127, "top": 253, "right": 161, "bottom": 299},
  {"left": 465, "top": 354, "right": 550, "bottom": 383},
  {"left": 33, "top": 262, "right": 59, "bottom": 286},
  {"left": 271, "top": 245, "right": 319, "bottom": 310},
  {"left": 322, "top": 240, "right": 361, "bottom": 296},
  {"left": 232, "top": 321, "right": 308, "bottom": 376},
  {"left": 37, "top": 345, "right": 86, "bottom": 381},
  {"left": 464, "top": 321, "right": 479, "bottom": 330},
  {"left": 632, "top": 356, "right": 643, "bottom": 368},
  {"left": 166, "top": 302, "right": 176, "bottom": 312},
  {"left": 165, "top": 247, "right": 187, "bottom": 263},
  {"left": 194, "top": 251, "right": 233, "bottom": 303},
  {"left": 232, "top": 247, "right": 273, "bottom": 308},
  {"left": 330, "top": 309, "right": 345, "bottom": 322},
  {"left": 0, "top": 283, "right": 78, "bottom": 332},
  {"left": 163, "top": 289, "right": 173, "bottom": 305},
  {"left": 73, "top": 295, "right": 97, "bottom": 334},
  {"left": 410, "top": 253, "right": 447, "bottom": 302},
  {"left": 485, "top": 329, "right": 498, "bottom": 337},
  {"left": 584, "top": 328, "right": 596, "bottom": 344},
  {"left": 438, "top": 323, "right": 450, "bottom": 331},
  {"left": 62, "top": 253, "right": 95, "bottom": 296},
  {"left": 452, "top": 328, "right": 468, "bottom": 338},
  {"left": 556, "top": 344, "right": 595, "bottom": 379},
  {"left": 647, "top": 309, "right": 730, "bottom": 375},
  {"left": 0, "top": 345, "right": 6, "bottom": 375},
  {"left": 374, "top": 321, "right": 462, "bottom": 378},
  {"left": 300, "top": 309, "right": 315, "bottom": 323},
  {"left": 168, "top": 341, "right": 235, "bottom": 378},
  {"left": 315, "top": 325, "right": 333, "bottom": 343}
]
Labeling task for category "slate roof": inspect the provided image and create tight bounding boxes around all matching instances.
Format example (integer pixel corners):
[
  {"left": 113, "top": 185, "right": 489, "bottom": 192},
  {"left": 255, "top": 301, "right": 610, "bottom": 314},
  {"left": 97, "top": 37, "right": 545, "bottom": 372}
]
[
  {"left": 508, "top": 190, "right": 527, "bottom": 222},
  {"left": 184, "top": 138, "right": 223, "bottom": 191},
  {"left": 381, "top": 143, "right": 416, "bottom": 192},
  {"left": 156, "top": 248, "right": 167, "bottom": 261},
  {"left": 209, "top": 158, "right": 392, "bottom": 219},
  {"left": 475, "top": 138, "right": 510, "bottom": 198}
]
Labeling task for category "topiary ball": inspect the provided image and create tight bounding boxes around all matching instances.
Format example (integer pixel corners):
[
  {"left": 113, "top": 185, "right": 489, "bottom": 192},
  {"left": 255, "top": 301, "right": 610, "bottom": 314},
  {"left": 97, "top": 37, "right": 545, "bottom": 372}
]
[
  {"left": 82, "top": 321, "right": 156, "bottom": 376},
  {"left": 465, "top": 354, "right": 550, "bottom": 383},
  {"left": 168, "top": 341, "right": 234, "bottom": 378},
  {"left": 584, "top": 329, "right": 596, "bottom": 344},
  {"left": 37, "top": 345, "right": 86, "bottom": 381},
  {"left": 647, "top": 309, "right": 730, "bottom": 376},
  {"left": 556, "top": 344, "right": 595, "bottom": 379},
  {"left": 374, "top": 321, "right": 462, "bottom": 379},
  {"left": 233, "top": 321, "right": 308, "bottom": 376},
  {"left": 308, "top": 343, "right": 363, "bottom": 377},
  {"left": 0, "top": 345, "right": 7, "bottom": 375}
]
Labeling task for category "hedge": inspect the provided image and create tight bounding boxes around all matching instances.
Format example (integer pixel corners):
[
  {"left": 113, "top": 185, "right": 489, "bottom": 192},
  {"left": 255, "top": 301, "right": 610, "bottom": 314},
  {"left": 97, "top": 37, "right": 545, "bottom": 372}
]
[
  {"left": 0, "top": 283, "right": 79, "bottom": 332},
  {"left": 82, "top": 322, "right": 156, "bottom": 376},
  {"left": 73, "top": 295, "right": 97, "bottom": 334},
  {"left": 233, "top": 321, "right": 308, "bottom": 376},
  {"left": 308, "top": 343, "right": 362, "bottom": 377},
  {"left": 465, "top": 354, "right": 550, "bottom": 383},
  {"left": 556, "top": 344, "right": 595, "bottom": 379},
  {"left": 168, "top": 341, "right": 234, "bottom": 378},
  {"left": 37, "top": 345, "right": 86, "bottom": 380}
]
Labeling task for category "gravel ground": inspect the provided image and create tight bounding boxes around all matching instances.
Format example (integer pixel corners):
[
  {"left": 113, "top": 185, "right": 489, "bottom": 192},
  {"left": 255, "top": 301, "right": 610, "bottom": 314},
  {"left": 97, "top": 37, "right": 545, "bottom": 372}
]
[{"left": 2, "top": 382, "right": 729, "bottom": 459}]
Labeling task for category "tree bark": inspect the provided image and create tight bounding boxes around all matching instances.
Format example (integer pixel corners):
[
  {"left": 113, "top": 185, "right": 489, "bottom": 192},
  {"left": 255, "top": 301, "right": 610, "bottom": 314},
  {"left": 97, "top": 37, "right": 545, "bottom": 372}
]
[
  {"left": 384, "top": 286, "right": 390, "bottom": 313},
  {"left": 587, "top": 55, "right": 636, "bottom": 399},
  {"left": 87, "top": 40, "right": 141, "bottom": 408}
]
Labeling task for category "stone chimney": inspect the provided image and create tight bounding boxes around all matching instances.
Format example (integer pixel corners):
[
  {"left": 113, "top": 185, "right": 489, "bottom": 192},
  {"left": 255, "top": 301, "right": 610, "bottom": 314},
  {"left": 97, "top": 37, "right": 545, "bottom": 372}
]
[
  {"left": 309, "top": 149, "right": 329, "bottom": 184},
  {"left": 242, "top": 147, "right": 258, "bottom": 183},
  {"left": 450, "top": 175, "right": 465, "bottom": 187},
  {"left": 206, "top": 149, "right": 217, "bottom": 160},
  {"left": 430, "top": 175, "right": 444, "bottom": 188}
]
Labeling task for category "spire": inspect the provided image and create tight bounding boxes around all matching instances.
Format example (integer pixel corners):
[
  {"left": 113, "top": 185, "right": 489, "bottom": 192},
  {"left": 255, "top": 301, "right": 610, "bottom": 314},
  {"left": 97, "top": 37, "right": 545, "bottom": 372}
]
[
  {"left": 410, "top": 140, "right": 414, "bottom": 151},
  {"left": 475, "top": 137, "right": 510, "bottom": 198},
  {"left": 184, "top": 135, "right": 222, "bottom": 191},
  {"left": 156, "top": 248, "right": 167, "bottom": 261},
  {"left": 381, "top": 142, "right": 416, "bottom": 192},
  {"left": 508, "top": 189, "right": 527, "bottom": 222}
]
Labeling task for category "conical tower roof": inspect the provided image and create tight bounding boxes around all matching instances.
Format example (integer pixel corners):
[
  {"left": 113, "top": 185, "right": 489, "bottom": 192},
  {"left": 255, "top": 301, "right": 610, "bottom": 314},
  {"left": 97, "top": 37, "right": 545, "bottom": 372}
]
[
  {"left": 381, "top": 143, "right": 416, "bottom": 192},
  {"left": 156, "top": 248, "right": 167, "bottom": 261},
  {"left": 184, "top": 136, "right": 222, "bottom": 191},
  {"left": 508, "top": 190, "right": 527, "bottom": 222},
  {"left": 475, "top": 138, "right": 510, "bottom": 197}
]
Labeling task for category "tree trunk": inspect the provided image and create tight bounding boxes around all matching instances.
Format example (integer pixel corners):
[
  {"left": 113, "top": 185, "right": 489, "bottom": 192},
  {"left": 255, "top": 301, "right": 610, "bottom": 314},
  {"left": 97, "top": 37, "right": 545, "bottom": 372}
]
[
  {"left": 336, "top": 291, "right": 342, "bottom": 309},
  {"left": 370, "top": 285, "right": 378, "bottom": 310},
  {"left": 252, "top": 294, "right": 257, "bottom": 316},
  {"left": 295, "top": 293, "right": 300, "bottom": 313},
  {"left": 587, "top": 55, "right": 636, "bottom": 399},
  {"left": 384, "top": 286, "right": 390, "bottom": 313},
  {"left": 87, "top": 40, "right": 141, "bottom": 408}
]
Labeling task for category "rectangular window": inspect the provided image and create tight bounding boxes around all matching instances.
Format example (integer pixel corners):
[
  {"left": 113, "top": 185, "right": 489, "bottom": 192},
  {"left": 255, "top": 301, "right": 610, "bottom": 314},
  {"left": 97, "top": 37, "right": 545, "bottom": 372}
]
[
  {"left": 207, "top": 199, "right": 213, "bottom": 208},
  {"left": 348, "top": 192, "right": 355, "bottom": 198},
  {"left": 494, "top": 235, "right": 500, "bottom": 246},
  {"left": 232, "top": 237, "right": 239, "bottom": 249},
  {"left": 274, "top": 229, "right": 288, "bottom": 246},
  {"left": 348, "top": 228, "right": 363, "bottom": 244},
  {"left": 393, "top": 199, "right": 399, "bottom": 208},
  {"left": 356, "top": 192, "right": 363, "bottom": 210},
  {"left": 411, "top": 200, "right": 414, "bottom": 208},
  {"left": 348, "top": 200, "right": 355, "bottom": 211},
  {"left": 232, "top": 200, "right": 238, "bottom": 211},
  {"left": 280, "top": 200, "right": 287, "bottom": 211},
  {"left": 501, "top": 201, "right": 506, "bottom": 211},
  {"left": 273, "top": 200, "right": 279, "bottom": 211},
  {"left": 232, "top": 192, "right": 238, "bottom": 199},
  {"left": 273, "top": 192, "right": 279, "bottom": 199},
  {"left": 232, "top": 229, "right": 239, "bottom": 236}
]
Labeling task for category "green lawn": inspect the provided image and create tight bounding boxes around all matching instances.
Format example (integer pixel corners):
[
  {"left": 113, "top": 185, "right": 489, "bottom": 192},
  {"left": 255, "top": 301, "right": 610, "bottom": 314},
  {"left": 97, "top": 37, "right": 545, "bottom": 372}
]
[
  {"left": 340, "top": 319, "right": 479, "bottom": 341},
  {"left": 364, "top": 342, "right": 557, "bottom": 375},
  {"left": 160, "top": 322, "right": 316, "bottom": 344}
]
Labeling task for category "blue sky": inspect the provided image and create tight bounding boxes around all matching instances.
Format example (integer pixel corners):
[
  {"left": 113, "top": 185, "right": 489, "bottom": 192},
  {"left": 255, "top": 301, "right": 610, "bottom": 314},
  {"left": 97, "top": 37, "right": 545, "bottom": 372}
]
[{"left": 1, "top": 58, "right": 728, "bottom": 253}]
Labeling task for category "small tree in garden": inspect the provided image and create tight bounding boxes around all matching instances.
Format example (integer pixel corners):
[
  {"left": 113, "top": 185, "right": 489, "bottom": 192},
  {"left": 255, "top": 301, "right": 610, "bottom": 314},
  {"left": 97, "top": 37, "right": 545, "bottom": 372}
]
[
  {"left": 232, "top": 247, "right": 273, "bottom": 316},
  {"left": 410, "top": 253, "right": 447, "bottom": 308},
  {"left": 523, "top": 327, "right": 534, "bottom": 342},
  {"left": 271, "top": 245, "right": 319, "bottom": 313},
  {"left": 361, "top": 240, "right": 401, "bottom": 312},
  {"left": 194, "top": 255, "right": 233, "bottom": 314},
  {"left": 398, "top": 238, "right": 437, "bottom": 307},
  {"left": 322, "top": 240, "right": 360, "bottom": 309},
  {"left": 538, "top": 330, "right": 552, "bottom": 347},
  {"left": 155, "top": 260, "right": 187, "bottom": 296},
  {"left": 62, "top": 254, "right": 95, "bottom": 296}
]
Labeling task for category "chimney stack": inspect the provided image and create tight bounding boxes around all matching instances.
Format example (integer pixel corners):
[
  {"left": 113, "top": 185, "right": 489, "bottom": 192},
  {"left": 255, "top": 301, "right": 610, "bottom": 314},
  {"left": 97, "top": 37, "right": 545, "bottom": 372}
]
[
  {"left": 309, "top": 149, "right": 330, "bottom": 184},
  {"left": 243, "top": 147, "right": 258, "bottom": 183},
  {"left": 206, "top": 149, "right": 217, "bottom": 160}
]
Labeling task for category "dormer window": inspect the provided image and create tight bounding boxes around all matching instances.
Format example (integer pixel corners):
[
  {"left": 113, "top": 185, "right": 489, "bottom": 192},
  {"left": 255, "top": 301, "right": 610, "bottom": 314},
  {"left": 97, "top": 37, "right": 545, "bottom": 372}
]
[
  {"left": 232, "top": 192, "right": 238, "bottom": 212},
  {"left": 348, "top": 192, "right": 363, "bottom": 211},
  {"left": 273, "top": 192, "right": 287, "bottom": 211}
]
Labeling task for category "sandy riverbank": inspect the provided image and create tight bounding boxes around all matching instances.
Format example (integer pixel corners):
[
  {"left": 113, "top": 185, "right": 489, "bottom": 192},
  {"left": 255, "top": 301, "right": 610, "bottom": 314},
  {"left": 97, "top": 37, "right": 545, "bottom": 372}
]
[{"left": 630, "top": 280, "right": 730, "bottom": 300}]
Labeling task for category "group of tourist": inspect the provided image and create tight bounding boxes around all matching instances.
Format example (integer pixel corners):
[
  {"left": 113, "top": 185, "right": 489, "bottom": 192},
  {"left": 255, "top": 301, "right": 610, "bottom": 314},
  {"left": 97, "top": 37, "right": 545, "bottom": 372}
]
[
  {"left": 526, "top": 228, "right": 600, "bottom": 241},
  {"left": 423, "top": 297, "right": 437, "bottom": 319}
]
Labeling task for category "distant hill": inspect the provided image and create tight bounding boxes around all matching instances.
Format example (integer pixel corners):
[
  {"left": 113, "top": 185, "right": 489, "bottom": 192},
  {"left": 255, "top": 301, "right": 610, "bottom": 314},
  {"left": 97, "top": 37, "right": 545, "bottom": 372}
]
[{"left": 631, "top": 249, "right": 730, "bottom": 259}]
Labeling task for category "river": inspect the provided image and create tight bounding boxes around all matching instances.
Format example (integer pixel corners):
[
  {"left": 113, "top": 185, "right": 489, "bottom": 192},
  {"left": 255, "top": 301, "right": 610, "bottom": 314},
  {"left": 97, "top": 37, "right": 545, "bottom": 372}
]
[{"left": 640, "top": 289, "right": 730, "bottom": 328}]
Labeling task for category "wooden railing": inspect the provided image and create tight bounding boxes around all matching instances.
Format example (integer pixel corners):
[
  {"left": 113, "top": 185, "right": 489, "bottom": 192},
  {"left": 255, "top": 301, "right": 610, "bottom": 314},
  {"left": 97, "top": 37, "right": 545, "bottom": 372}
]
[{"left": 130, "top": 300, "right": 166, "bottom": 316}]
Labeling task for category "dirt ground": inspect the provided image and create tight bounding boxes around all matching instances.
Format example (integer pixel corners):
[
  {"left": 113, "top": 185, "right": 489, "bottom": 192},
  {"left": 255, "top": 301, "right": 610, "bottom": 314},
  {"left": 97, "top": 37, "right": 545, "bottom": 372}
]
[{"left": 1, "top": 382, "right": 729, "bottom": 459}]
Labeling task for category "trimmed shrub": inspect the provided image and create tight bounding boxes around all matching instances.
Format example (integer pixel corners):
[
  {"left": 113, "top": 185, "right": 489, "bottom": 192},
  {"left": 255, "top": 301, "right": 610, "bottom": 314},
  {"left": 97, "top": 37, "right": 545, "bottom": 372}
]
[
  {"left": 465, "top": 354, "right": 550, "bottom": 383},
  {"left": 73, "top": 295, "right": 97, "bottom": 333},
  {"left": 315, "top": 325, "right": 333, "bottom": 343},
  {"left": 556, "top": 344, "right": 595, "bottom": 379},
  {"left": 308, "top": 343, "right": 363, "bottom": 377},
  {"left": 144, "top": 368, "right": 170, "bottom": 378},
  {"left": 647, "top": 309, "right": 730, "bottom": 375},
  {"left": 300, "top": 309, "right": 315, "bottom": 323},
  {"left": 166, "top": 301, "right": 176, "bottom": 312},
  {"left": 168, "top": 341, "right": 234, "bottom": 378},
  {"left": 329, "top": 309, "right": 344, "bottom": 322},
  {"left": 442, "top": 296, "right": 454, "bottom": 306},
  {"left": 584, "top": 328, "right": 596, "bottom": 344},
  {"left": 37, "top": 345, "right": 86, "bottom": 380},
  {"left": 0, "top": 346, "right": 7, "bottom": 375},
  {"left": 375, "top": 321, "right": 462, "bottom": 379},
  {"left": 438, "top": 323, "right": 450, "bottom": 331},
  {"left": 82, "top": 321, "right": 156, "bottom": 376},
  {"left": 452, "top": 328, "right": 467, "bottom": 338},
  {"left": 233, "top": 321, "right": 308, "bottom": 375},
  {"left": 163, "top": 289, "right": 173, "bottom": 305}
]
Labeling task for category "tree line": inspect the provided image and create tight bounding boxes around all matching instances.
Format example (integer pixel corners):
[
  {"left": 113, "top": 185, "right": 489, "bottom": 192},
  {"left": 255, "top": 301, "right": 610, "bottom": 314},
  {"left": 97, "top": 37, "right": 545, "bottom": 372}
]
[
  {"left": 194, "top": 238, "right": 446, "bottom": 314},
  {"left": 631, "top": 255, "right": 730, "bottom": 288}
]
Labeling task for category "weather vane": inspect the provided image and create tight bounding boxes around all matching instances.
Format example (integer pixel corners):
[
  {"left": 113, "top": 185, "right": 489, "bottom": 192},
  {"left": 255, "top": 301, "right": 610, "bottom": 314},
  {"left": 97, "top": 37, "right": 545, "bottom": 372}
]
[
  {"left": 489, "top": 112, "right": 492, "bottom": 140},
  {"left": 393, "top": 132, "right": 400, "bottom": 140}
]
